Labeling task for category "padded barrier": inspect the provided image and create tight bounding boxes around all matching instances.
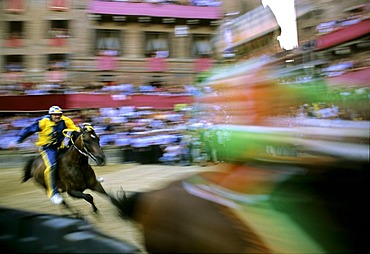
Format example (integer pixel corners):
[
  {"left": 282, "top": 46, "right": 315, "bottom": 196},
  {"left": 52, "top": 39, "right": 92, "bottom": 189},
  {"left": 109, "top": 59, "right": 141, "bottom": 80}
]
[{"left": 0, "top": 207, "right": 140, "bottom": 253}]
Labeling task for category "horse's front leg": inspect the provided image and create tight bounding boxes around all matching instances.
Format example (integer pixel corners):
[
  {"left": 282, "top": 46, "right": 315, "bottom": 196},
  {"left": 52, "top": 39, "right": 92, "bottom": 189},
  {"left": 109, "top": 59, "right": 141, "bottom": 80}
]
[
  {"left": 85, "top": 165, "right": 109, "bottom": 197},
  {"left": 90, "top": 182, "right": 109, "bottom": 197},
  {"left": 67, "top": 189, "right": 99, "bottom": 213}
]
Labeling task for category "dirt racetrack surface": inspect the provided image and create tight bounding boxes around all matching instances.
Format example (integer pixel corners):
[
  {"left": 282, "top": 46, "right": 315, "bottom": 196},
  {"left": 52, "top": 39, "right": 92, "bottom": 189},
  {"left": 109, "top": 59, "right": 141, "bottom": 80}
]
[{"left": 0, "top": 163, "right": 213, "bottom": 252}]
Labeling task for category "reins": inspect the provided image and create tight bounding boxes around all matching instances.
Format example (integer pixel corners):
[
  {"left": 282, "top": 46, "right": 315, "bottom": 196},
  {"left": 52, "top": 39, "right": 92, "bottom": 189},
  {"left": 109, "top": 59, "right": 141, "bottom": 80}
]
[{"left": 62, "top": 129, "right": 94, "bottom": 159}]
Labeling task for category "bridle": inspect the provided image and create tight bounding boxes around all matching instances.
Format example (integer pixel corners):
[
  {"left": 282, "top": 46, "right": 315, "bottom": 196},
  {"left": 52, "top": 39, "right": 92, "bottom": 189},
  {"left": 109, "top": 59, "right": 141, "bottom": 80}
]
[
  {"left": 62, "top": 125, "right": 101, "bottom": 162},
  {"left": 70, "top": 133, "right": 90, "bottom": 157}
]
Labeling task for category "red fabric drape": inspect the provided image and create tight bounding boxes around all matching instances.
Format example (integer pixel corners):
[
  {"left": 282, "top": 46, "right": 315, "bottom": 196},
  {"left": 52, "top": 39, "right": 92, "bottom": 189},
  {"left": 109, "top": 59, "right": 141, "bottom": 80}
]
[
  {"left": 4, "top": 72, "right": 22, "bottom": 82},
  {"left": 4, "top": 0, "right": 24, "bottom": 12},
  {"left": 97, "top": 56, "right": 118, "bottom": 71},
  {"left": 148, "top": 58, "right": 167, "bottom": 72},
  {"left": 194, "top": 58, "right": 212, "bottom": 72},
  {"left": 49, "top": 0, "right": 70, "bottom": 10},
  {"left": 4, "top": 38, "right": 22, "bottom": 47},
  {"left": 49, "top": 38, "right": 66, "bottom": 47},
  {"left": 46, "top": 71, "right": 66, "bottom": 83}
]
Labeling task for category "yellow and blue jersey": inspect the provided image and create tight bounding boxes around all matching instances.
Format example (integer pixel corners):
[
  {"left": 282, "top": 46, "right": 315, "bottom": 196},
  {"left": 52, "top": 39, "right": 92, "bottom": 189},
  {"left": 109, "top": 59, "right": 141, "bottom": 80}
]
[{"left": 17, "top": 115, "right": 79, "bottom": 147}]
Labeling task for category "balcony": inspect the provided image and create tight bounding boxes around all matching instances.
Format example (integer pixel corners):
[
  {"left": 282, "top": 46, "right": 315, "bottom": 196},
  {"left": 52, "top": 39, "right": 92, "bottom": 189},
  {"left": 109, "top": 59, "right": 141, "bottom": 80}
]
[
  {"left": 45, "top": 70, "right": 67, "bottom": 83},
  {"left": 3, "top": 0, "right": 26, "bottom": 12},
  {"left": 49, "top": 38, "right": 68, "bottom": 47},
  {"left": 97, "top": 55, "right": 118, "bottom": 71},
  {"left": 48, "top": 0, "right": 70, "bottom": 11},
  {"left": 88, "top": 0, "right": 222, "bottom": 20},
  {"left": 148, "top": 57, "right": 167, "bottom": 72},
  {"left": 4, "top": 38, "right": 23, "bottom": 48},
  {"left": 315, "top": 18, "right": 370, "bottom": 50},
  {"left": 194, "top": 57, "right": 213, "bottom": 72}
]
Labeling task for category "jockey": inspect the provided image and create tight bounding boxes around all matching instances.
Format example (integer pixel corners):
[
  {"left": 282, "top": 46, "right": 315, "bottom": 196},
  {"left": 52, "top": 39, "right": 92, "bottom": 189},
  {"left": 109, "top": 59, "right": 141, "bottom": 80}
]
[{"left": 14, "top": 106, "right": 80, "bottom": 205}]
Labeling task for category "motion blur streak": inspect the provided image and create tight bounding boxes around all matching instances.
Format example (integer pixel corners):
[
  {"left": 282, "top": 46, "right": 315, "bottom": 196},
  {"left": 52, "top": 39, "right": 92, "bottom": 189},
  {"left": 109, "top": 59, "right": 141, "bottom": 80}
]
[{"left": 190, "top": 54, "right": 369, "bottom": 253}]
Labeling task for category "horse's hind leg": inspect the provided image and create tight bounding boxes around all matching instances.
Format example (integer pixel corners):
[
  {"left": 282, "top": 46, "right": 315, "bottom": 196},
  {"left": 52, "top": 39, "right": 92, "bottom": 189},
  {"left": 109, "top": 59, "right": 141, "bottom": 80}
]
[{"left": 67, "top": 190, "right": 99, "bottom": 213}]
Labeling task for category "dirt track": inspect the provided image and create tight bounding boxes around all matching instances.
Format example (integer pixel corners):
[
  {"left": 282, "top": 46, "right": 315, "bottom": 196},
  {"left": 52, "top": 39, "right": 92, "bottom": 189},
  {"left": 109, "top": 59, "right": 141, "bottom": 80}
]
[{"left": 0, "top": 163, "right": 213, "bottom": 252}]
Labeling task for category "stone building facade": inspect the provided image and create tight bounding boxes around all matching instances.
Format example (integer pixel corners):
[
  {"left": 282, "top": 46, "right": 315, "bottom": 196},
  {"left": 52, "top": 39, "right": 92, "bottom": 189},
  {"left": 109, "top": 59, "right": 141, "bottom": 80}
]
[
  {"left": 1, "top": 0, "right": 368, "bottom": 89},
  {"left": 1, "top": 0, "right": 228, "bottom": 88}
]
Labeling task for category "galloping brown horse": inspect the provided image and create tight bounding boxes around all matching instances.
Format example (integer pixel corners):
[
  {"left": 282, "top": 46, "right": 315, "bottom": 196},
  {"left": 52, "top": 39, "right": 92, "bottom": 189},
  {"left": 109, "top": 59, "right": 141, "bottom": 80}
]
[
  {"left": 109, "top": 161, "right": 368, "bottom": 253},
  {"left": 22, "top": 124, "right": 108, "bottom": 213},
  {"left": 109, "top": 177, "right": 272, "bottom": 253}
]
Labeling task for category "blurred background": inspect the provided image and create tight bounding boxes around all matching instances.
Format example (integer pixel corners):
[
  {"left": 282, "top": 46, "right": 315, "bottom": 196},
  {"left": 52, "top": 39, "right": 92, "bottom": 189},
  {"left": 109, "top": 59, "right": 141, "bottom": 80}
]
[
  {"left": 0, "top": 0, "right": 368, "bottom": 166},
  {"left": 0, "top": 0, "right": 369, "bottom": 253}
]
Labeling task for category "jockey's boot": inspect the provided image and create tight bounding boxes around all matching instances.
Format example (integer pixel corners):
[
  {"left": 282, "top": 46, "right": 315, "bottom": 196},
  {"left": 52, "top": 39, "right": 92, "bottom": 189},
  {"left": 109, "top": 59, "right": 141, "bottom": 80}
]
[{"left": 50, "top": 193, "right": 63, "bottom": 205}]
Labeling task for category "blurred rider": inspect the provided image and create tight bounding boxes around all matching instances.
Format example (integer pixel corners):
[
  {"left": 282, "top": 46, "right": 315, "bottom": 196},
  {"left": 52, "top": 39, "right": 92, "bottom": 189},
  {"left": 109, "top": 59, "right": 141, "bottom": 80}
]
[{"left": 13, "top": 106, "right": 79, "bottom": 205}]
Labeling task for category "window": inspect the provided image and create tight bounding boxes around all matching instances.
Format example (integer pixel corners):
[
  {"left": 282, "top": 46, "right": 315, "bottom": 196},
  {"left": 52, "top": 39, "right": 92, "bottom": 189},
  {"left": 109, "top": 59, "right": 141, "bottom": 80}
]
[
  {"left": 145, "top": 32, "right": 169, "bottom": 58},
  {"left": 4, "top": 21, "right": 24, "bottom": 47},
  {"left": 47, "top": 54, "right": 69, "bottom": 70},
  {"left": 191, "top": 34, "right": 212, "bottom": 57},
  {"left": 49, "top": 20, "right": 70, "bottom": 38},
  {"left": 46, "top": 54, "right": 68, "bottom": 83},
  {"left": 95, "top": 30, "right": 121, "bottom": 56},
  {"left": 49, "top": 0, "right": 70, "bottom": 11},
  {"left": 4, "top": 55, "right": 24, "bottom": 72},
  {"left": 4, "top": 0, "right": 26, "bottom": 12},
  {"left": 6, "top": 21, "right": 24, "bottom": 38}
]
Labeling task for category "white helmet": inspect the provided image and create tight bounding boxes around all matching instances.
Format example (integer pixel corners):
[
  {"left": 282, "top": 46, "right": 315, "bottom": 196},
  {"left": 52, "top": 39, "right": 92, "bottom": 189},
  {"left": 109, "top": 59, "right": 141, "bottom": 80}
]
[{"left": 49, "top": 105, "right": 63, "bottom": 114}]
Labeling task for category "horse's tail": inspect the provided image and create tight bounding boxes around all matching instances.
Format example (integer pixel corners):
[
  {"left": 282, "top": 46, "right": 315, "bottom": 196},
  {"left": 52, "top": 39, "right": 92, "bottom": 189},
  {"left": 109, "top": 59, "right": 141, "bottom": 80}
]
[
  {"left": 109, "top": 188, "right": 140, "bottom": 220},
  {"left": 22, "top": 157, "right": 35, "bottom": 183}
]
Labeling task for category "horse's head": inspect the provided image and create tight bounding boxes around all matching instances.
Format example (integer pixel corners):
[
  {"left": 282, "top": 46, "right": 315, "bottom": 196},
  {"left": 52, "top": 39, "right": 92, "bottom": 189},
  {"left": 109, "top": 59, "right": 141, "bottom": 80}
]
[{"left": 75, "top": 123, "right": 106, "bottom": 166}]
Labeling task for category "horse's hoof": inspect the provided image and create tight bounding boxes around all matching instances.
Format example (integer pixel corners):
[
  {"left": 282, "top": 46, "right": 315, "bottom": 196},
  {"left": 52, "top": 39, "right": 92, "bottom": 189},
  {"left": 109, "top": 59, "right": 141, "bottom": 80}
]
[{"left": 92, "top": 206, "right": 99, "bottom": 214}]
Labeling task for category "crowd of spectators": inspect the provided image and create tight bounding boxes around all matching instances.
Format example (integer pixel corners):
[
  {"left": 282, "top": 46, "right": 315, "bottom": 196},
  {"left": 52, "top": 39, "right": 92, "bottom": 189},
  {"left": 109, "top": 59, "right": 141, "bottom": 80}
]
[
  {"left": 103, "top": 0, "right": 222, "bottom": 7},
  {"left": 0, "top": 106, "right": 209, "bottom": 166},
  {"left": 0, "top": 78, "right": 200, "bottom": 96},
  {"left": 0, "top": 68, "right": 204, "bottom": 166}
]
